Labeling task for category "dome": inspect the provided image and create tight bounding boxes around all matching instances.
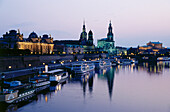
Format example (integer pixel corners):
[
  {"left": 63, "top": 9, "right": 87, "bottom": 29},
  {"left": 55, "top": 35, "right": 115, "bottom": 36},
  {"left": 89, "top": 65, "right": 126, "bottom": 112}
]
[
  {"left": 9, "top": 30, "right": 17, "bottom": 35},
  {"left": 29, "top": 31, "right": 38, "bottom": 38},
  {"left": 88, "top": 30, "right": 93, "bottom": 35},
  {"left": 42, "top": 34, "right": 49, "bottom": 39}
]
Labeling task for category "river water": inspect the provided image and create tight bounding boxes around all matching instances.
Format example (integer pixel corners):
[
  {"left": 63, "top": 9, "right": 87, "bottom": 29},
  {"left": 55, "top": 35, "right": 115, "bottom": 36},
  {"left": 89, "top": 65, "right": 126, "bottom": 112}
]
[{"left": 1, "top": 61, "right": 170, "bottom": 112}]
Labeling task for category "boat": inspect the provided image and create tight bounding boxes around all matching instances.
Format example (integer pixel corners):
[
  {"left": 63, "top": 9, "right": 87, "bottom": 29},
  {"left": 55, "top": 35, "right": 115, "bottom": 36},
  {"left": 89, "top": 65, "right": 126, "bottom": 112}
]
[
  {"left": 157, "top": 57, "right": 170, "bottom": 61},
  {"left": 117, "top": 59, "right": 133, "bottom": 65},
  {"left": 94, "top": 59, "right": 111, "bottom": 68},
  {"left": 69, "top": 61, "right": 95, "bottom": 74},
  {"left": 29, "top": 76, "right": 50, "bottom": 92},
  {"left": 0, "top": 81, "right": 35, "bottom": 103},
  {"left": 42, "top": 69, "right": 68, "bottom": 84}
]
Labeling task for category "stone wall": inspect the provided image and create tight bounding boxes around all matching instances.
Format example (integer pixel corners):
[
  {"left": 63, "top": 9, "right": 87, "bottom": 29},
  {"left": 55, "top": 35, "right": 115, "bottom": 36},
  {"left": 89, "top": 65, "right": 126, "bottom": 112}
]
[{"left": 0, "top": 53, "right": 107, "bottom": 72}]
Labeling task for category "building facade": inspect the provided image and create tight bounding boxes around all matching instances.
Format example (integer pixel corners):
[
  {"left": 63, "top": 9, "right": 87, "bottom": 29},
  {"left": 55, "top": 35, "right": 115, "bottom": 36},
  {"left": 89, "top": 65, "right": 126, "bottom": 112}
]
[
  {"left": 138, "top": 41, "right": 167, "bottom": 54},
  {"left": 116, "top": 46, "right": 127, "bottom": 56},
  {"left": 79, "top": 21, "right": 95, "bottom": 52},
  {"left": 53, "top": 40, "right": 84, "bottom": 54},
  {"left": 53, "top": 21, "right": 95, "bottom": 54},
  {"left": 0, "top": 30, "right": 54, "bottom": 54},
  {"left": 97, "top": 21, "right": 115, "bottom": 54}
]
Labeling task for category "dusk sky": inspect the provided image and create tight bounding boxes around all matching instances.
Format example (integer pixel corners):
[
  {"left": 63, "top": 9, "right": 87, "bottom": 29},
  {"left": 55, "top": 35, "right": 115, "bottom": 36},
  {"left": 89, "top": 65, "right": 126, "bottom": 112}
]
[{"left": 0, "top": 0, "right": 170, "bottom": 47}]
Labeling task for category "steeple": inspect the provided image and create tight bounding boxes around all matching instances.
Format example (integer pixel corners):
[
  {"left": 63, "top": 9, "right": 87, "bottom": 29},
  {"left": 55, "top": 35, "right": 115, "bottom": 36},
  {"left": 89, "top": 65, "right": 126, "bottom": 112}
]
[
  {"left": 83, "top": 20, "right": 86, "bottom": 32},
  {"left": 107, "top": 21, "right": 114, "bottom": 41},
  {"left": 79, "top": 21, "right": 87, "bottom": 45},
  {"left": 88, "top": 30, "right": 93, "bottom": 46}
]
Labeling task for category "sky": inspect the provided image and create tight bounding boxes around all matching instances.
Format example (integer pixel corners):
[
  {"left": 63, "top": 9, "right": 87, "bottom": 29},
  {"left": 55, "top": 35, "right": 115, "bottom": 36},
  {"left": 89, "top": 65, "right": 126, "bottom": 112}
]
[{"left": 0, "top": 0, "right": 170, "bottom": 47}]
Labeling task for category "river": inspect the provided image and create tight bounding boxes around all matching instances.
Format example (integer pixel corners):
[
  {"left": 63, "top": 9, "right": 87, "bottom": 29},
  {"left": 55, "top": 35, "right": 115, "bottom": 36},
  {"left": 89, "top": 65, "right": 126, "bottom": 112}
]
[{"left": 1, "top": 61, "right": 170, "bottom": 112}]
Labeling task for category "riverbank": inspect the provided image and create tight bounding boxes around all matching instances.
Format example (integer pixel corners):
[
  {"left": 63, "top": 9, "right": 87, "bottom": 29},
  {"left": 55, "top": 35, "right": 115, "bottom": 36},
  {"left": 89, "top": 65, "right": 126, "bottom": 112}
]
[{"left": 0, "top": 53, "right": 106, "bottom": 72}]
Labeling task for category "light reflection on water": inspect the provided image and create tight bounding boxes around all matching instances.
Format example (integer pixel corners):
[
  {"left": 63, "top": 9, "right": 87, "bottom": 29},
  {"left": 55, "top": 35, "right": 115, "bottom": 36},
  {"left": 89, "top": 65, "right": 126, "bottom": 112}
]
[{"left": 1, "top": 61, "right": 170, "bottom": 112}]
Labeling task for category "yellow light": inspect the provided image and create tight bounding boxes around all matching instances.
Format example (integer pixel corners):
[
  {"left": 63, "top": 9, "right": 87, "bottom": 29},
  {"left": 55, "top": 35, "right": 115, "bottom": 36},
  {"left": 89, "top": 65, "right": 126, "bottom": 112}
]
[
  {"left": 45, "top": 95, "right": 48, "bottom": 102},
  {"left": 29, "top": 64, "right": 31, "bottom": 67},
  {"left": 9, "top": 66, "right": 12, "bottom": 69},
  {"left": 43, "top": 63, "right": 45, "bottom": 65}
]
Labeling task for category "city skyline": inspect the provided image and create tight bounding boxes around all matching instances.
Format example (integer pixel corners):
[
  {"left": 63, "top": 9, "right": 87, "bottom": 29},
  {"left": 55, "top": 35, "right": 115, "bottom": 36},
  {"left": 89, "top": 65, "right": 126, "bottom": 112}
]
[{"left": 0, "top": 0, "right": 170, "bottom": 47}]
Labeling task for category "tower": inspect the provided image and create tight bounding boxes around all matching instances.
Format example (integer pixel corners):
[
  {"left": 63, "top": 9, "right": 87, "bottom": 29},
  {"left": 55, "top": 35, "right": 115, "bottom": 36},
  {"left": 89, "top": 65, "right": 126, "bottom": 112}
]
[
  {"left": 79, "top": 21, "right": 87, "bottom": 45},
  {"left": 88, "top": 30, "right": 93, "bottom": 46},
  {"left": 107, "top": 21, "right": 114, "bottom": 41}
]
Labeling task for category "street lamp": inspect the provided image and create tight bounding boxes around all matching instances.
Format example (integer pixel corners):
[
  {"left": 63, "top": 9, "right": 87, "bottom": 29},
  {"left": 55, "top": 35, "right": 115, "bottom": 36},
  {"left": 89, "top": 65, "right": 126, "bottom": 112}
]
[{"left": 9, "top": 66, "right": 12, "bottom": 69}]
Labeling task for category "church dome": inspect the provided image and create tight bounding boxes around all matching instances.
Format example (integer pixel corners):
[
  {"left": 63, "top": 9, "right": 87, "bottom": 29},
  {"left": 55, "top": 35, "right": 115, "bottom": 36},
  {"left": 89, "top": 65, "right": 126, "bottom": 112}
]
[
  {"left": 29, "top": 31, "right": 38, "bottom": 38},
  {"left": 88, "top": 30, "right": 93, "bottom": 35},
  {"left": 42, "top": 34, "right": 49, "bottom": 39}
]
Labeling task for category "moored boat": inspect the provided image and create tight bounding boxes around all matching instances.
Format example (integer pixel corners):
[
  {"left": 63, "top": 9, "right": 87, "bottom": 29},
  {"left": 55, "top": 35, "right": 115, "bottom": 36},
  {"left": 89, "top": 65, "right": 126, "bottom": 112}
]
[
  {"left": 42, "top": 69, "right": 68, "bottom": 84},
  {"left": 69, "top": 61, "right": 95, "bottom": 74},
  {"left": 94, "top": 59, "right": 111, "bottom": 68},
  {"left": 117, "top": 59, "right": 133, "bottom": 65},
  {"left": 30, "top": 76, "right": 50, "bottom": 92},
  {"left": 0, "top": 81, "right": 35, "bottom": 104}
]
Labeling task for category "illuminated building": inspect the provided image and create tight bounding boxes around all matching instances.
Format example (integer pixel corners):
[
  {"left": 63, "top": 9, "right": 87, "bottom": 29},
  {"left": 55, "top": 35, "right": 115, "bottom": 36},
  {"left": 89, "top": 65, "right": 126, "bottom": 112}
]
[
  {"left": 97, "top": 21, "right": 115, "bottom": 54},
  {"left": 138, "top": 41, "right": 168, "bottom": 54},
  {"left": 53, "top": 40, "right": 84, "bottom": 54},
  {"left": 116, "top": 46, "right": 127, "bottom": 56},
  {"left": 0, "top": 30, "right": 54, "bottom": 54}
]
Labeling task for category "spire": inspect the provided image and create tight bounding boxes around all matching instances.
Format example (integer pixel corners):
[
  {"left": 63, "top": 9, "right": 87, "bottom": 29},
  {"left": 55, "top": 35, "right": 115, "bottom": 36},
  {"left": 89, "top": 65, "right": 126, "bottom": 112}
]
[
  {"left": 83, "top": 19, "right": 85, "bottom": 26},
  {"left": 107, "top": 20, "right": 114, "bottom": 41},
  {"left": 18, "top": 29, "right": 20, "bottom": 34},
  {"left": 83, "top": 20, "right": 86, "bottom": 32}
]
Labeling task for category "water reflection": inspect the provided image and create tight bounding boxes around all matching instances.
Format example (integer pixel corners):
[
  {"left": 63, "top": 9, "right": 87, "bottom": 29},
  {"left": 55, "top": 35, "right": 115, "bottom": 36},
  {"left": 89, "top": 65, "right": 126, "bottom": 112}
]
[
  {"left": 136, "top": 61, "right": 170, "bottom": 75},
  {"left": 69, "top": 70, "right": 95, "bottom": 98},
  {"left": 1, "top": 61, "right": 170, "bottom": 112},
  {"left": 96, "top": 67, "right": 115, "bottom": 100}
]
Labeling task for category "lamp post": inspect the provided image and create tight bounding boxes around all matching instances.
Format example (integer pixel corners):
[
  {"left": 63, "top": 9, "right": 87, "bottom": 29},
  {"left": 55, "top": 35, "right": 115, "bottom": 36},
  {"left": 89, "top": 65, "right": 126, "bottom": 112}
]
[{"left": 45, "top": 65, "right": 48, "bottom": 73}]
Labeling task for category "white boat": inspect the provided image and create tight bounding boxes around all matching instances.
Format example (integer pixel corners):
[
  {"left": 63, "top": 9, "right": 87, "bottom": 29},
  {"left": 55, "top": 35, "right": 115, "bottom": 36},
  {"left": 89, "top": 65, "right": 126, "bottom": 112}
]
[
  {"left": 42, "top": 69, "right": 68, "bottom": 83},
  {"left": 118, "top": 59, "right": 133, "bottom": 65},
  {"left": 94, "top": 59, "right": 111, "bottom": 68},
  {"left": 0, "top": 81, "right": 35, "bottom": 103},
  {"left": 30, "top": 76, "right": 50, "bottom": 92},
  {"left": 157, "top": 57, "right": 170, "bottom": 61},
  {"left": 30, "top": 77, "right": 50, "bottom": 88},
  {"left": 70, "top": 61, "right": 95, "bottom": 74}
]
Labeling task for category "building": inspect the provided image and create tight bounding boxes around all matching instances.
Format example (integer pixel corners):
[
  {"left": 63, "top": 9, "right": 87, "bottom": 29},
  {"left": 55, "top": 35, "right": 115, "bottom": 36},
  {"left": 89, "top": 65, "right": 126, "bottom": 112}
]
[
  {"left": 97, "top": 21, "right": 115, "bottom": 54},
  {"left": 53, "top": 21, "right": 95, "bottom": 54},
  {"left": 116, "top": 46, "right": 127, "bottom": 56},
  {"left": 138, "top": 41, "right": 168, "bottom": 54},
  {"left": 0, "top": 30, "right": 54, "bottom": 54},
  {"left": 79, "top": 21, "right": 95, "bottom": 52},
  {"left": 53, "top": 40, "right": 84, "bottom": 54}
]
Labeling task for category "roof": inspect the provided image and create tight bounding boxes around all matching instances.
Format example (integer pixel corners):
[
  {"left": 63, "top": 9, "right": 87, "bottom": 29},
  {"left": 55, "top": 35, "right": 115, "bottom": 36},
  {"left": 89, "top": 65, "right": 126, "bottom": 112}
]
[
  {"left": 54, "top": 40, "right": 80, "bottom": 45},
  {"left": 46, "top": 69, "right": 64, "bottom": 74},
  {"left": 149, "top": 41, "right": 162, "bottom": 44},
  {"left": 98, "top": 38, "right": 107, "bottom": 41}
]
